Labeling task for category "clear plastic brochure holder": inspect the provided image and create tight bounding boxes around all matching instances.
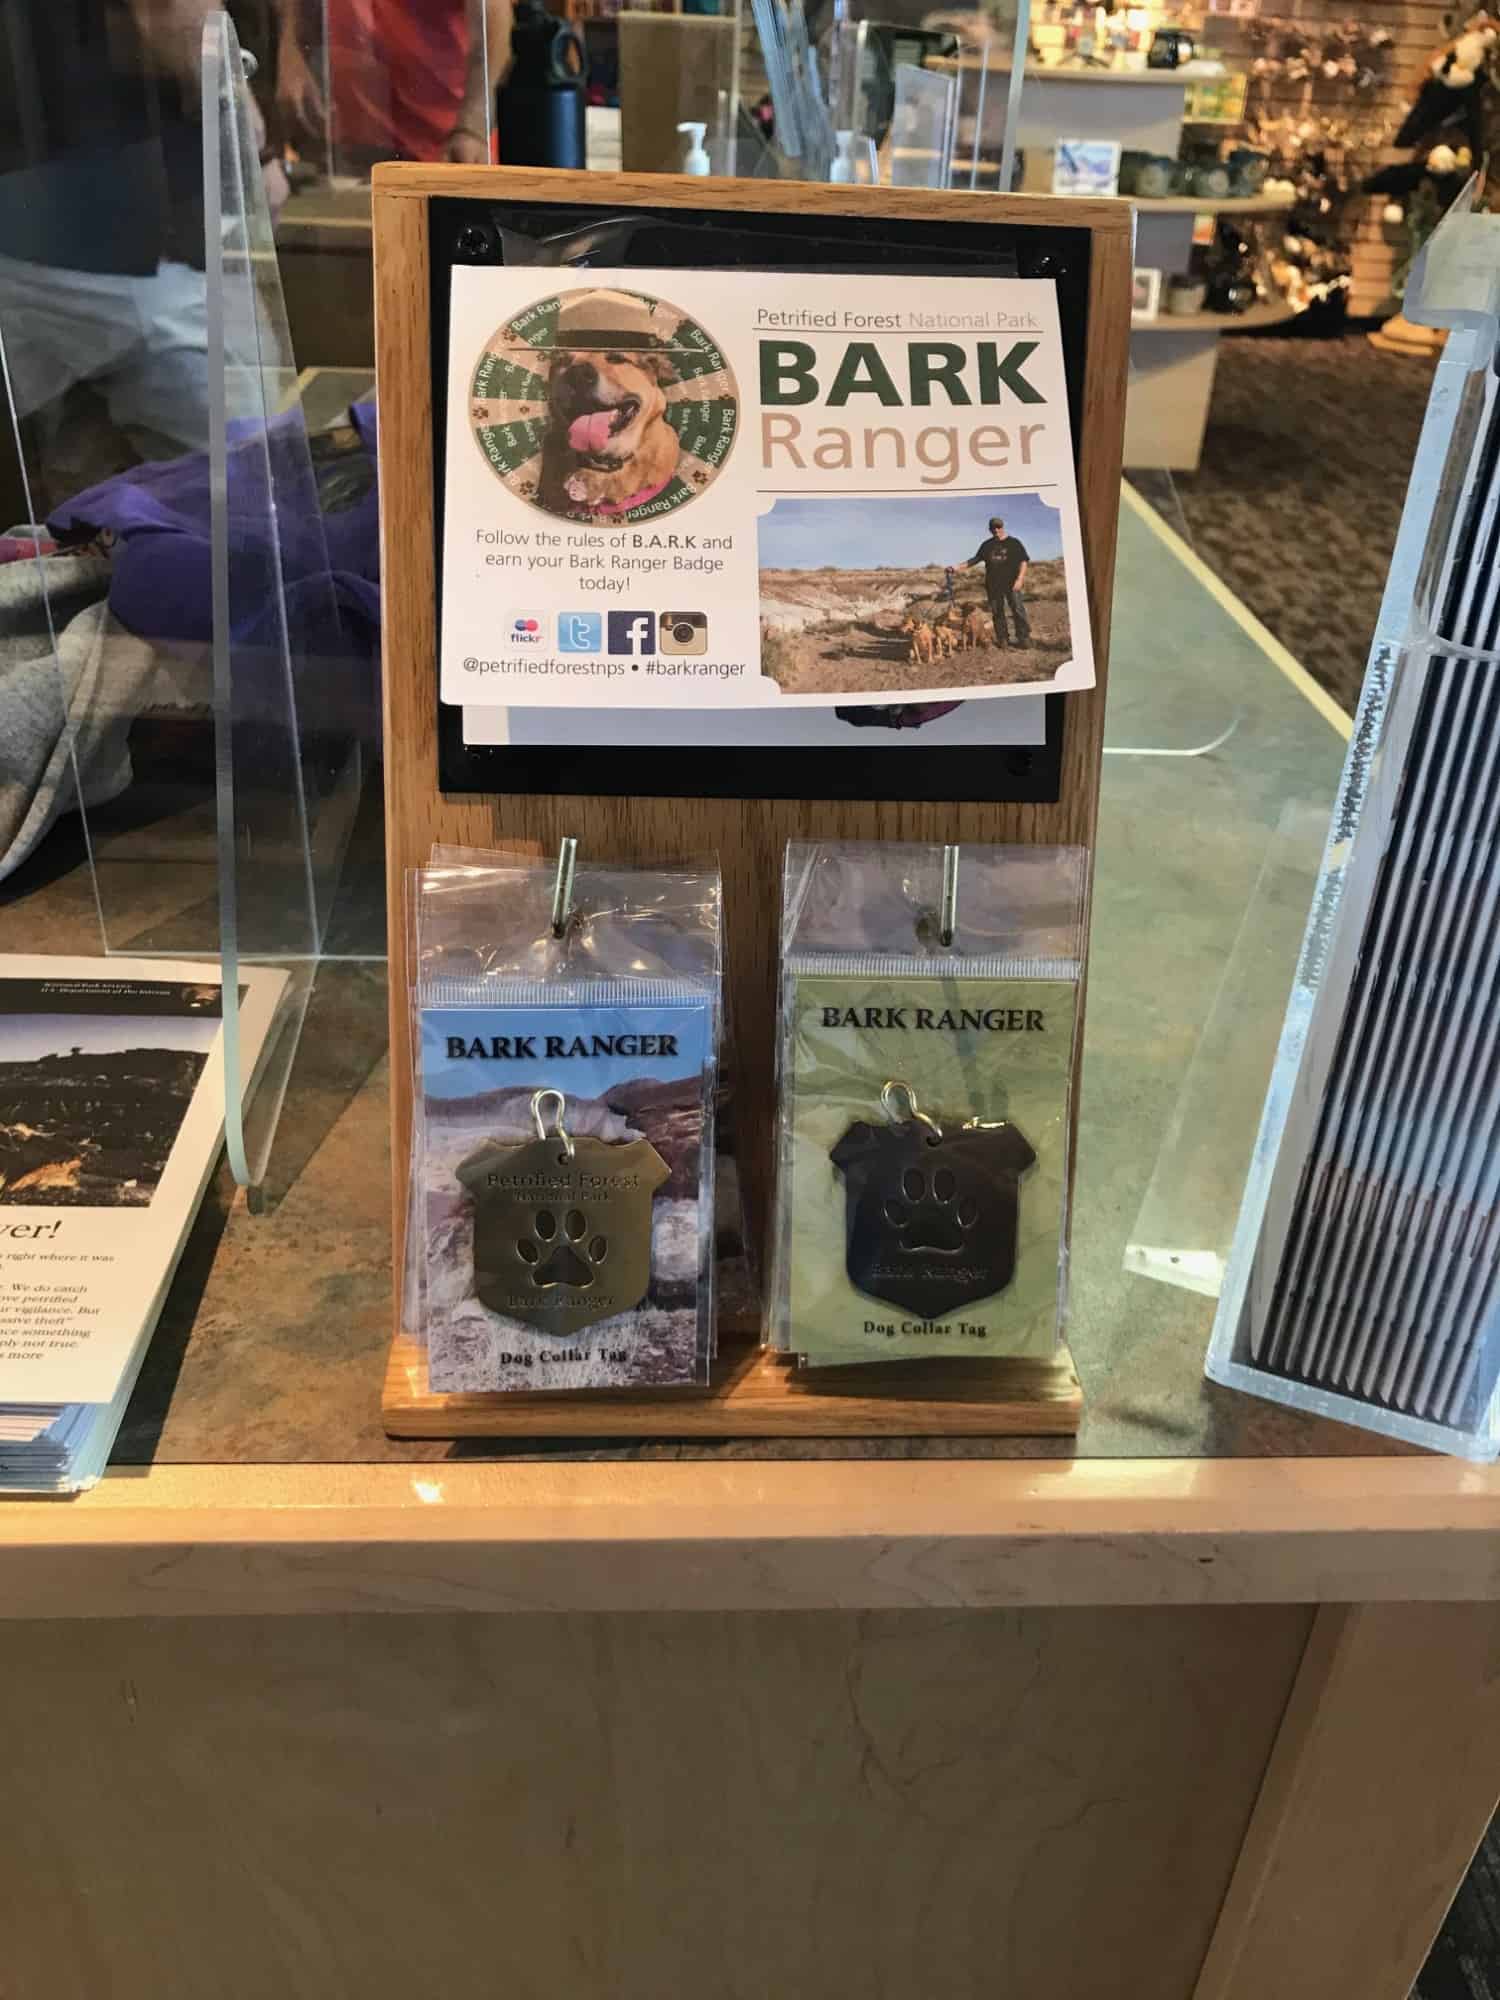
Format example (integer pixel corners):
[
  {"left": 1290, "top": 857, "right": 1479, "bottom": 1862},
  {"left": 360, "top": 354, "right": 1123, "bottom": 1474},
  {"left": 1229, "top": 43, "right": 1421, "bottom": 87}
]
[
  {"left": 740, "top": 0, "right": 1025, "bottom": 190},
  {"left": 937, "top": 0, "right": 1029, "bottom": 199},
  {"left": 203, "top": 13, "right": 384, "bottom": 1197},
  {"left": 887, "top": 64, "right": 959, "bottom": 190},
  {"left": 1205, "top": 188, "right": 1500, "bottom": 1459}
]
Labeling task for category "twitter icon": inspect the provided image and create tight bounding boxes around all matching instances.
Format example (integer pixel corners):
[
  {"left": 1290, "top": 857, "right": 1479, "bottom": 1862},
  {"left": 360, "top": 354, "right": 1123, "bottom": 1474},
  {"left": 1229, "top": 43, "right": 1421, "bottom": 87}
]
[{"left": 557, "top": 612, "right": 602, "bottom": 653}]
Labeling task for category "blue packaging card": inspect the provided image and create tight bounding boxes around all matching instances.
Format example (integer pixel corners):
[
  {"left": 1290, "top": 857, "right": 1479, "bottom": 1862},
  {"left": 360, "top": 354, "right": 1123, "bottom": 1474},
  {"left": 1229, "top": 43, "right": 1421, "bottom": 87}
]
[{"left": 416, "top": 998, "right": 714, "bottom": 1393}]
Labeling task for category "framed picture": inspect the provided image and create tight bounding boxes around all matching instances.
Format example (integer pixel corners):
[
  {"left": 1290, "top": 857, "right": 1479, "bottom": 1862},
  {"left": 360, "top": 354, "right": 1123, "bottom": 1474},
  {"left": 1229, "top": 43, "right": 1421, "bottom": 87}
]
[
  {"left": 420, "top": 184, "right": 1117, "bottom": 804},
  {"left": 1132, "top": 267, "right": 1163, "bottom": 319},
  {"left": 1052, "top": 140, "right": 1121, "bottom": 198}
]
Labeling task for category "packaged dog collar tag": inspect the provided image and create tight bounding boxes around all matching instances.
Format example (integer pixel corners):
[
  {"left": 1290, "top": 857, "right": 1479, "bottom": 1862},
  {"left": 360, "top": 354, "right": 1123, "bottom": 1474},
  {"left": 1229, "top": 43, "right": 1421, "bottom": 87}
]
[
  {"left": 457, "top": 1091, "right": 669, "bottom": 1337},
  {"left": 831, "top": 1082, "right": 1037, "bottom": 1318},
  {"left": 769, "top": 842, "right": 1086, "bottom": 1367}
]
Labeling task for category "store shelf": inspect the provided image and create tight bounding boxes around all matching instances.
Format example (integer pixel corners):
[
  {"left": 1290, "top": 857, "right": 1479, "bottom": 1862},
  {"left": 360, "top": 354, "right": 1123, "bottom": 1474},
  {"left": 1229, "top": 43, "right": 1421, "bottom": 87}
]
[
  {"left": 1134, "top": 193, "right": 1294, "bottom": 214},
  {"left": 1131, "top": 299, "right": 1298, "bottom": 333},
  {"left": 934, "top": 55, "right": 1195, "bottom": 84}
]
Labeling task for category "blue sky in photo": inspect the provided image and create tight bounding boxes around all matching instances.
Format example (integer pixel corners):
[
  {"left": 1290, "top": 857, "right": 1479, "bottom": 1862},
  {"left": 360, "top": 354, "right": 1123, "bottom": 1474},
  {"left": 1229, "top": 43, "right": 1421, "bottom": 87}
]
[
  {"left": 758, "top": 492, "right": 1064, "bottom": 571},
  {"left": 0, "top": 1014, "right": 217, "bottom": 1063}
]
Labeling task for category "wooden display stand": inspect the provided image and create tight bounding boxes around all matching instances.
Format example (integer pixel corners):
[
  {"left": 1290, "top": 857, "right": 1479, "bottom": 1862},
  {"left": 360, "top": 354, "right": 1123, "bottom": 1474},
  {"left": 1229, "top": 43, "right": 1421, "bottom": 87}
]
[
  {"left": 385, "top": 1329, "right": 1083, "bottom": 1437},
  {"left": 372, "top": 165, "right": 1130, "bottom": 1438}
]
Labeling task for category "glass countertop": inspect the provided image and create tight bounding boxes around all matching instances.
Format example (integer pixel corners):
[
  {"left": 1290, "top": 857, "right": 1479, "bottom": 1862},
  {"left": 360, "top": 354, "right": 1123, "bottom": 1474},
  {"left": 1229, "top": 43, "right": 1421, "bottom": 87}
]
[{"left": 13, "top": 487, "right": 1391, "bottom": 1466}]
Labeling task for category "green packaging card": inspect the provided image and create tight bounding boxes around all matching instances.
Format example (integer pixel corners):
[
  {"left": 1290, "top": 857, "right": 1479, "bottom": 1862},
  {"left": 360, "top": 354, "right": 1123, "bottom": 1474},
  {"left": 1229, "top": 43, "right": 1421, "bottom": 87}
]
[{"left": 782, "top": 972, "right": 1076, "bottom": 1367}]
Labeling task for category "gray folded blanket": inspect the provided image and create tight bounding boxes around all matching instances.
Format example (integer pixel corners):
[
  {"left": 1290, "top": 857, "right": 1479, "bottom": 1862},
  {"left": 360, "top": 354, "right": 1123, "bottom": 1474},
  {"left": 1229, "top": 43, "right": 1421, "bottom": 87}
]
[{"left": 0, "top": 549, "right": 158, "bottom": 881}]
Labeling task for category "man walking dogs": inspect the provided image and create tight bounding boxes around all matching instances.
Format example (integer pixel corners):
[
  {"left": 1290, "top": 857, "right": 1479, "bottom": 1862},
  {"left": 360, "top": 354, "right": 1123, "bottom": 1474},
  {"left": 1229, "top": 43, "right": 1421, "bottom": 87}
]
[{"left": 949, "top": 516, "right": 1031, "bottom": 648}]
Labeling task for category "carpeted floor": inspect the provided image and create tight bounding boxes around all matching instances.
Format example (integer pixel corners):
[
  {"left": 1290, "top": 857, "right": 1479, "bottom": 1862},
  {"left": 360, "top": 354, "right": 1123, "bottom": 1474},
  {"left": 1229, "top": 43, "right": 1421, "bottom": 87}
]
[
  {"left": 1151, "top": 330, "right": 1442, "bottom": 717},
  {"left": 1416, "top": 1831, "right": 1500, "bottom": 2000}
]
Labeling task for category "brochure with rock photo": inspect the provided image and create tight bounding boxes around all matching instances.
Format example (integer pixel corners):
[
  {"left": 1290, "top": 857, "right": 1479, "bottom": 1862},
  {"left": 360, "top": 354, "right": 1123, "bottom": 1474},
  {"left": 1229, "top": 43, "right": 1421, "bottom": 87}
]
[
  {"left": 441, "top": 267, "right": 1094, "bottom": 712},
  {"left": 0, "top": 956, "right": 286, "bottom": 1486},
  {"left": 415, "top": 995, "right": 715, "bottom": 1394}
]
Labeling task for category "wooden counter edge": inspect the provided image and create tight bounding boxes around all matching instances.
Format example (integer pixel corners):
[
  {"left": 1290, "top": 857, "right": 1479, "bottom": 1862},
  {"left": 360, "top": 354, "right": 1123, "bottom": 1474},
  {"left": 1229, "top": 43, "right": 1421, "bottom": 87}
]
[
  {"left": 1, "top": 1457, "right": 1498, "bottom": 1619},
  {"left": 367, "top": 160, "right": 1135, "bottom": 235}
]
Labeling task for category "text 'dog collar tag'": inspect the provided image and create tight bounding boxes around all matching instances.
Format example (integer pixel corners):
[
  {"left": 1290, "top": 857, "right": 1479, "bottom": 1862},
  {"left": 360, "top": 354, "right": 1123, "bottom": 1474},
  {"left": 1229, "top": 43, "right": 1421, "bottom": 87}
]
[
  {"left": 456, "top": 1089, "right": 669, "bottom": 1336},
  {"left": 830, "top": 1079, "right": 1038, "bottom": 1318}
]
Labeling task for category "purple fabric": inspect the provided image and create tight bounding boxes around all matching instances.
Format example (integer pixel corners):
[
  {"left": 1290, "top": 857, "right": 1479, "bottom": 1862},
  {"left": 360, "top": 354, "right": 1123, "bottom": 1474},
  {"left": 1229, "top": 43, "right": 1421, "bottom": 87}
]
[{"left": 48, "top": 401, "right": 380, "bottom": 667}]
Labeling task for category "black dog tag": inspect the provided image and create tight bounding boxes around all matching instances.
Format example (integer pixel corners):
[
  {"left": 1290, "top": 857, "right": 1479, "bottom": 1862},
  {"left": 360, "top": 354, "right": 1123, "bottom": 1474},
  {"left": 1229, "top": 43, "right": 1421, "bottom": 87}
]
[{"left": 831, "top": 1095, "right": 1036, "bottom": 1318}]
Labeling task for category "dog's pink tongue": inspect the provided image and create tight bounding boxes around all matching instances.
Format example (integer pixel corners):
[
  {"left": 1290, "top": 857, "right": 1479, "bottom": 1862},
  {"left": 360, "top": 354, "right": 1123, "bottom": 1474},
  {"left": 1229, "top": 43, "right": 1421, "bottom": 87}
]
[{"left": 568, "top": 410, "right": 614, "bottom": 453}]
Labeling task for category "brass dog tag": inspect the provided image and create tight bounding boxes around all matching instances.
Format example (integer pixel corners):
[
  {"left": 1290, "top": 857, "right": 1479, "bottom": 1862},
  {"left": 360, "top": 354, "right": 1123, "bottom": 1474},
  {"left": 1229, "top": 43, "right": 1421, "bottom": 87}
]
[
  {"left": 456, "top": 1093, "right": 669, "bottom": 1337},
  {"left": 830, "top": 1082, "right": 1036, "bottom": 1319}
]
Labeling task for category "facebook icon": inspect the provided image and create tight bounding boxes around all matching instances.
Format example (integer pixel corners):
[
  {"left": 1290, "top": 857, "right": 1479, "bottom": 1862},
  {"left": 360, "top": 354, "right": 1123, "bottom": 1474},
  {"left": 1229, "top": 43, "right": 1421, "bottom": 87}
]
[
  {"left": 557, "top": 612, "right": 601, "bottom": 652},
  {"left": 607, "top": 611, "right": 656, "bottom": 657}
]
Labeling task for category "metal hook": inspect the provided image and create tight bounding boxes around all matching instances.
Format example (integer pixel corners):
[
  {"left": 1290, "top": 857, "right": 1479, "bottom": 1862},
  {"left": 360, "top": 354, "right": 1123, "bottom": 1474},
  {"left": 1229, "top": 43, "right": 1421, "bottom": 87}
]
[
  {"left": 939, "top": 844, "right": 960, "bottom": 949},
  {"left": 881, "top": 1079, "right": 944, "bottom": 1144},
  {"left": 550, "top": 835, "right": 578, "bottom": 940},
  {"left": 530, "top": 1087, "right": 575, "bottom": 1160}
]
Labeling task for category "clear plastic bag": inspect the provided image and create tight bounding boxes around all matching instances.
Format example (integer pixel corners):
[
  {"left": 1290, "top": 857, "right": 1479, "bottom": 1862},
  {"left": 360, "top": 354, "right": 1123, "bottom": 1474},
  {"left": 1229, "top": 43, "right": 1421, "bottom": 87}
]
[
  {"left": 405, "top": 849, "right": 722, "bottom": 1393},
  {"left": 769, "top": 841, "right": 1085, "bottom": 1367}
]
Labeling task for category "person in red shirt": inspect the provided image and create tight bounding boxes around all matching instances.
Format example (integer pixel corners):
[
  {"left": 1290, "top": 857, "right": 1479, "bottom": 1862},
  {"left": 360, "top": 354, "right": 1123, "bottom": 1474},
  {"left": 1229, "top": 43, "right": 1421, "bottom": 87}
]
[{"left": 282, "top": 0, "right": 509, "bottom": 167}]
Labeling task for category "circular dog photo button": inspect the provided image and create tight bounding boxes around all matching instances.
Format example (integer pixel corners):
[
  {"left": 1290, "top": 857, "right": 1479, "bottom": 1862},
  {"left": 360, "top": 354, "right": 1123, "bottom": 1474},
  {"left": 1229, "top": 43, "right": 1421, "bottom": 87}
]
[{"left": 468, "top": 285, "right": 738, "bottom": 525}]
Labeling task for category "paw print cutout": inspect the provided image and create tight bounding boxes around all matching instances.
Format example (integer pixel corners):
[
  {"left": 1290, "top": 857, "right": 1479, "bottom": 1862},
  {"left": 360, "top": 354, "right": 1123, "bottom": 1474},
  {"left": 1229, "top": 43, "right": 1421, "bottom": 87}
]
[
  {"left": 881, "top": 1165, "right": 981, "bottom": 1255},
  {"left": 517, "top": 1207, "right": 610, "bottom": 1290},
  {"left": 458, "top": 1131, "right": 669, "bottom": 1335}
]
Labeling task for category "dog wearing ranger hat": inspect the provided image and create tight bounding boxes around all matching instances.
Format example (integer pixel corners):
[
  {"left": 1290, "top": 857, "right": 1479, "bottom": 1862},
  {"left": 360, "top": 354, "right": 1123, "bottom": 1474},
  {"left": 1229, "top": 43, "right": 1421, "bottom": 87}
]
[{"left": 539, "top": 288, "right": 682, "bottom": 518}]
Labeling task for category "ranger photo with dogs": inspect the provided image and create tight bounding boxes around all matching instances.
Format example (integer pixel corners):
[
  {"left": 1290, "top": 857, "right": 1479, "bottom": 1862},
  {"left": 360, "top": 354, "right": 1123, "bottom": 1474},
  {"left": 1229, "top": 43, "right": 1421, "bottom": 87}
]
[
  {"left": 952, "top": 516, "right": 1032, "bottom": 649},
  {"left": 757, "top": 490, "right": 1072, "bottom": 701}
]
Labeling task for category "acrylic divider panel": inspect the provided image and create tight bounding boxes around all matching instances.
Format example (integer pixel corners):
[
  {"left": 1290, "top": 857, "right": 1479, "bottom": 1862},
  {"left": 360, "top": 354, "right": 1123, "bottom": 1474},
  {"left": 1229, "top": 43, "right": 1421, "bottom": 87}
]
[
  {"left": 204, "top": 12, "right": 383, "bottom": 1193},
  {"left": 1126, "top": 802, "right": 1331, "bottom": 1300},
  {"left": 0, "top": 21, "right": 235, "bottom": 952},
  {"left": 1102, "top": 480, "right": 1245, "bottom": 759}
]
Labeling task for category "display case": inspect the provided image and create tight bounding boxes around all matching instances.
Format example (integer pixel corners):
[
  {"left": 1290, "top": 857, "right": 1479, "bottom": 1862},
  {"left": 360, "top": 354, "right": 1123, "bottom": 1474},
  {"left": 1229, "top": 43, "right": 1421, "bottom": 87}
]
[{"left": 2, "top": 31, "right": 1500, "bottom": 2000}]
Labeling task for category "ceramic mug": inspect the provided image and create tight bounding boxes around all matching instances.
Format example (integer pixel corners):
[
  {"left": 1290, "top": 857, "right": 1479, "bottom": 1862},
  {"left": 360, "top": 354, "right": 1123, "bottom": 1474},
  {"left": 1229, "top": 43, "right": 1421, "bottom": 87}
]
[
  {"left": 1184, "top": 161, "right": 1232, "bottom": 198},
  {"left": 1166, "top": 275, "right": 1208, "bottom": 315},
  {"left": 1148, "top": 27, "right": 1196, "bottom": 68},
  {"left": 1120, "top": 150, "right": 1180, "bottom": 198},
  {"left": 1226, "top": 147, "right": 1270, "bottom": 194}
]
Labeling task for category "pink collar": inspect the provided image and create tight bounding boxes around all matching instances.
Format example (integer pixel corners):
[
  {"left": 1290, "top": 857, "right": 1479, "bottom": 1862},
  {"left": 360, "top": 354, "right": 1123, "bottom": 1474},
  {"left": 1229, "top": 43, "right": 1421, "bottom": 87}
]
[{"left": 591, "top": 477, "right": 671, "bottom": 516}]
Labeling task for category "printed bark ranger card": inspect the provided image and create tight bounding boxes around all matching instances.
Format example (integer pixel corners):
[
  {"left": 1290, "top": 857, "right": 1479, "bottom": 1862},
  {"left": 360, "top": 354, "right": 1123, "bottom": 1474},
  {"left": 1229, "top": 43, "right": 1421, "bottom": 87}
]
[{"left": 441, "top": 268, "right": 1095, "bottom": 711}]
